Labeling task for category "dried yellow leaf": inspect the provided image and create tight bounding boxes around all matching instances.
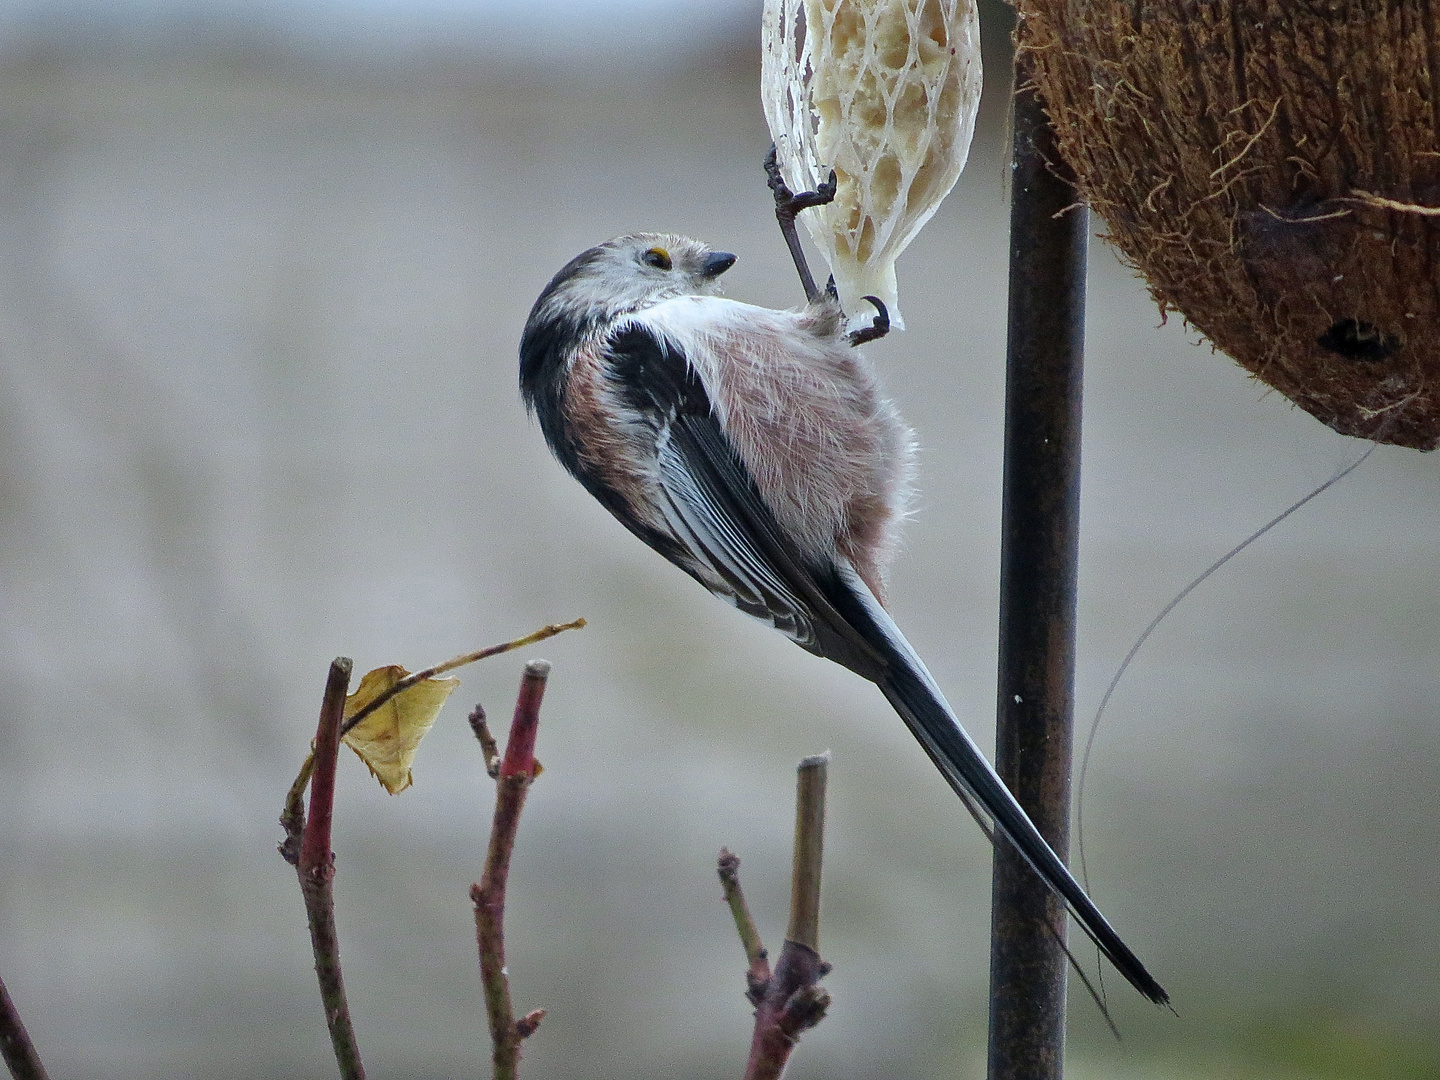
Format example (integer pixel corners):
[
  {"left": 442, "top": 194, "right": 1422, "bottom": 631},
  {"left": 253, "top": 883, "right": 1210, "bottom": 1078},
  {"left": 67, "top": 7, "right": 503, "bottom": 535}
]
[{"left": 341, "top": 665, "right": 459, "bottom": 794}]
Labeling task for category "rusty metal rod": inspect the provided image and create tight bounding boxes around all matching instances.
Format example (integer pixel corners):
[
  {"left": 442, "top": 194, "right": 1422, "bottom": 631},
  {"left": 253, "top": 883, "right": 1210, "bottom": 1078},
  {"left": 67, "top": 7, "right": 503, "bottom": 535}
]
[{"left": 986, "top": 57, "right": 1088, "bottom": 1080}]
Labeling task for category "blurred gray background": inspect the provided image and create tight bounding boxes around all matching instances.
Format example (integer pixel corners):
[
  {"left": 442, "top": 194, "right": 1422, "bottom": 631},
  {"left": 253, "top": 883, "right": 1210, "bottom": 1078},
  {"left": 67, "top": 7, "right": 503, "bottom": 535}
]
[{"left": 0, "top": 2, "right": 1436, "bottom": 1077}]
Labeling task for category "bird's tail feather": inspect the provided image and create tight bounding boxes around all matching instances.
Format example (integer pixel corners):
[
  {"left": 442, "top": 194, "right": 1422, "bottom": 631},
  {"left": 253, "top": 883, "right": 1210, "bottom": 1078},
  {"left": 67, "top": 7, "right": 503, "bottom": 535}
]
[{"left": 833, "top": 567, "right": 1169, "bottom": 1006}]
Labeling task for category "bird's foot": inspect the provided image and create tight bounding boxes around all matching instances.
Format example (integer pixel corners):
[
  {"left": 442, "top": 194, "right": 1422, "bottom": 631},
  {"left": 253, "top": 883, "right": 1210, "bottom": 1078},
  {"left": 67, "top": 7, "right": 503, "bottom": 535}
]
[
  {"left": 765, "top": 145, "right": 838, "bottom": 218},
  {"left": 765, "top": 145, "right": 837, "bottom": 303},
  {"left": 847, "top": 296, "right": 890, "bottom": 346}
]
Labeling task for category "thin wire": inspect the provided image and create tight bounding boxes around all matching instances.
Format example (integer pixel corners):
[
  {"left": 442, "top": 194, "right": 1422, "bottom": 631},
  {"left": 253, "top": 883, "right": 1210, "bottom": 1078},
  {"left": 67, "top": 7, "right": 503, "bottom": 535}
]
[
  {"left": 1073, "top": 442, "right": 1376, "bottom": 1011},
  {"left": 1076, "top": 443, "right": 1377, "bottom": 892}
]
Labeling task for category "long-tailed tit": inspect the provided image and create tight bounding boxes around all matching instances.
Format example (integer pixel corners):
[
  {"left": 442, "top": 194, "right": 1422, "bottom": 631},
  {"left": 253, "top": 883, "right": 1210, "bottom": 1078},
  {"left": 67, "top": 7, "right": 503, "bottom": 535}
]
[{"left": 519, "top": 232, "right": 1167, "bottom": 1006}]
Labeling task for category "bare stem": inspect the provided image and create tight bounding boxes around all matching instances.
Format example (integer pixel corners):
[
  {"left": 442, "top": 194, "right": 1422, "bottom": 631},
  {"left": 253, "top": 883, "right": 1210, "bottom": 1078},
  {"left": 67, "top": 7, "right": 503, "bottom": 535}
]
[
  {"left": 0, "top": 971, "right": 50, "bottom": 1080},
  {"left": 473, "top": 660, "right": 551, "bottom": 1080},
  {"left": 741, "top": 753, "right": 832, "bottom": 1080},
  {"left": 279, "top": 751, "right": 316, "bottom": 866},
  {"left": 342, "top": 620, "right": 584, "bottom": 736},
  {"left": 785, "top": 753, "right": 828, "bottom": 950},
  {"left": 296, "top": 657, "right": 366, "bottom": 1080},
  {"left": 717, "top": 849, "right": 770, "bottom": 1003},
  {"left": 468, "top": 704, "right": 501, "bottom": 779}
]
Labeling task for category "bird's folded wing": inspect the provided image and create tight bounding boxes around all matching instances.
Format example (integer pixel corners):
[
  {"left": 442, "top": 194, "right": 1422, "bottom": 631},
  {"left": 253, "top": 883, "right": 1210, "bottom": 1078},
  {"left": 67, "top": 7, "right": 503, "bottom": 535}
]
[{"left": 656, "top": 410, "right": 888, "bottom": 682}]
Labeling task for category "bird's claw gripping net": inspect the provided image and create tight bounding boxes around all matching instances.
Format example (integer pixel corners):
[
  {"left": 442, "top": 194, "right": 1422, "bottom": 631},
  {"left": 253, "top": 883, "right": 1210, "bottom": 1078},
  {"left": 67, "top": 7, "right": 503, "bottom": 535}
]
[{"left": 761, "top": 0, "right": 983, "bottom": 331}]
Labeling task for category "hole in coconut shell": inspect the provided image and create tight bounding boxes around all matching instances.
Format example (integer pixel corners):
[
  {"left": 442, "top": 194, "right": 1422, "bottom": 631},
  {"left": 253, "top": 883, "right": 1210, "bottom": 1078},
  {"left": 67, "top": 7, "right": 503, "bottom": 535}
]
[{"left": 1317, "top": 319, "right": 1401, "bottom": 362}]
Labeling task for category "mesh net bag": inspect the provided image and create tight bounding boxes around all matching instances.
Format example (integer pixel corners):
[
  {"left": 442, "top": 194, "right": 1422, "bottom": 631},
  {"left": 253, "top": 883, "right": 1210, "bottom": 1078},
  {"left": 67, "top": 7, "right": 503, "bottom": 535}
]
[{"left": 762, "top": 0, "right": 982, "bottom": 329}]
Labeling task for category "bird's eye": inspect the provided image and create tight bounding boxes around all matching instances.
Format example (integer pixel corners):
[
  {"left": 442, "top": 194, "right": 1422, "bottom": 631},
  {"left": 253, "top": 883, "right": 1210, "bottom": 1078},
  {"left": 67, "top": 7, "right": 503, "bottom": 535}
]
[{"left": 642, "top": 247, "right": 672, "bottom": 271}]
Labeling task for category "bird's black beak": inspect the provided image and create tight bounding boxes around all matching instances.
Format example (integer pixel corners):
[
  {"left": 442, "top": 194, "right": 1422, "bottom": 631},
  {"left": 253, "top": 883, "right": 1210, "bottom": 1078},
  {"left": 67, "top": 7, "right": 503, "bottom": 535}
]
[{"left": 702, "top": 251, "right": 737, "bottom": 278}]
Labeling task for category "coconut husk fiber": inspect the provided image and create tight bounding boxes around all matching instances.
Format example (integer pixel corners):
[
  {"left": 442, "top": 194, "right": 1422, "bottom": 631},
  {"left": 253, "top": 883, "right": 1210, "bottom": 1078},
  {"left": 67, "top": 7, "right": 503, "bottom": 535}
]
[{"left": 1017, "top": 2, "right": 1440, "bottom": 449}]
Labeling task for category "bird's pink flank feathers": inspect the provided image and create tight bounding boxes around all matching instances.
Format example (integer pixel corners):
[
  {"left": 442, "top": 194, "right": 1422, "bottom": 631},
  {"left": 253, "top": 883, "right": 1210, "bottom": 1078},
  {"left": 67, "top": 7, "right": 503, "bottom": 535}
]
[{"left": 633, "top": 294, "right": 914, "bottom": 602}]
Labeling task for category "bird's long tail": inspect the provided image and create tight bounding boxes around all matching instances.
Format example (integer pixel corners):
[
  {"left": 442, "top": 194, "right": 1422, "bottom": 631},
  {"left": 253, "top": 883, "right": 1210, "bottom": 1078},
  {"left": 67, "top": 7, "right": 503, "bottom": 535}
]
[{"left": 832, "top": 566, "right": 1169, "bottom": 1006}]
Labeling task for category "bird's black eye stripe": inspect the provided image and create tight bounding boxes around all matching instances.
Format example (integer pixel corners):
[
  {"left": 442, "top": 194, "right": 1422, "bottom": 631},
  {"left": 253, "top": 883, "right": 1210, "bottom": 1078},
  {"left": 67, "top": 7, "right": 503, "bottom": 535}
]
[{"left": 642, "top": 247, "right": 672, "bottom": 271}]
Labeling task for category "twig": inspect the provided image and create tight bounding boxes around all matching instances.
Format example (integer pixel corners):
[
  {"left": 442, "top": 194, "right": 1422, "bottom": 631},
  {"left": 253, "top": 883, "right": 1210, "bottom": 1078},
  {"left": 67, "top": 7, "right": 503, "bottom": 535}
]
[
  {"left": 279, "top": 751, "right": 315, "bottom": 866},
  {"left": 296, "top": 657, "right": 366, "bottom": 1080},
  {"left": 0, "top": 971, "right": 50, "bottom": 1080},
  {"left": 717, "top": 850, "right": 770, "bottom": 1003},
  {"left": 737, "top": 753, "right": 833, "bottom": 1080},
  {"left": 785, "top": 755, "right": 827, "bottom": 951},
  {"left": 468, "top": 704, "right": 502, "bottom": 779},
  {"left": 341, "top": 620, "right": 584, "bottom": 736},
  {"left": 472, "top": 660, "right": 551, "bottom": 1080}
]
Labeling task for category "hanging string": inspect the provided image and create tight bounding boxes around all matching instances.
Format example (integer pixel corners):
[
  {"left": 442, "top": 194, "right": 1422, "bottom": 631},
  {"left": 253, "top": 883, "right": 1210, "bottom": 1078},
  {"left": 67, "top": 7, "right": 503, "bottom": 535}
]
[{"left": 1072, "top": 442, "right": 1377, "bottom": 1005}]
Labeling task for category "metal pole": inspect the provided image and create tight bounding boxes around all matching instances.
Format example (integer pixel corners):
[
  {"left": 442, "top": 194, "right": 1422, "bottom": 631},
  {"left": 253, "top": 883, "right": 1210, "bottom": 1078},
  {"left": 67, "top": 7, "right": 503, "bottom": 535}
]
[{"left": 986, "top": 55, "right": 1088, "bottom": 1080}]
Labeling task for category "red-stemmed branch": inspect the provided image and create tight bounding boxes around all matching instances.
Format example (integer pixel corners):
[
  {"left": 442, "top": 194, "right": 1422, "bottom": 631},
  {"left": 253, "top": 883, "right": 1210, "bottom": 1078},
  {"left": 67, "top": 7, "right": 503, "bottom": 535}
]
[
  {"left": 719, "top": 752, "right": 833, "bottom": 1080},
  {"left": 470, "top": 660, "right": 551, "bottom": 1080},
  {"left": 279, "top": 656, "right": 366, "bottom": 1080},
  {"left": 279, "top": 625, "right": 581, "bottom": 1079},
  {"left": 0, "top": 971, "right": 50, "bottom": 1080}
]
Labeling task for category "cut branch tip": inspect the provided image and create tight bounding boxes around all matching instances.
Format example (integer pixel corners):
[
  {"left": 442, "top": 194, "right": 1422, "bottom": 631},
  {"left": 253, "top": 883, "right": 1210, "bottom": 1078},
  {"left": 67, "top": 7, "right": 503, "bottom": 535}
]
[{"left": 796, "top": 751, "right": 831, "bottom": 771}]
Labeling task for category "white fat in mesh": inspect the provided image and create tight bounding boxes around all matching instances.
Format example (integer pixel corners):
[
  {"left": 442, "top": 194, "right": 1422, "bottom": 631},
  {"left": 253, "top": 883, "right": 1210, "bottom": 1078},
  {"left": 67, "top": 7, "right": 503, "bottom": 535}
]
[{"left": 762, "top": 0, "right": 982, "bottom": 330}]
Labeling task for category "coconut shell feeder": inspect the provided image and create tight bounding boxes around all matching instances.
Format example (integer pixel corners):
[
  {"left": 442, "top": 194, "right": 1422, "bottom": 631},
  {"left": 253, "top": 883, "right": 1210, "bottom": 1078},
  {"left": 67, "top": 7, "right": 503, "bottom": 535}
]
[{"left": 1015, "top": 2, "right": 1440, "bottom": 450}]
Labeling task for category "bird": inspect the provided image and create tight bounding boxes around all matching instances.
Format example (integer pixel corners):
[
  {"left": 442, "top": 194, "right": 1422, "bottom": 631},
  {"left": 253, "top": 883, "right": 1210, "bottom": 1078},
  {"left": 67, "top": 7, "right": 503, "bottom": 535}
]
[{"left": 518, "top": 231, "right": 1168, "bottom": 1006}]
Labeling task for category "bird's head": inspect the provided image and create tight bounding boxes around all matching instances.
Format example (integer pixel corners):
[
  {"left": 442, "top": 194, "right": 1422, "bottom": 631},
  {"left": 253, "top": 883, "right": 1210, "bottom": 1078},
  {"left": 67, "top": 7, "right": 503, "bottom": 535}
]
[{"left": 527, "top": 233, "right": 737, "bottom": 331}]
